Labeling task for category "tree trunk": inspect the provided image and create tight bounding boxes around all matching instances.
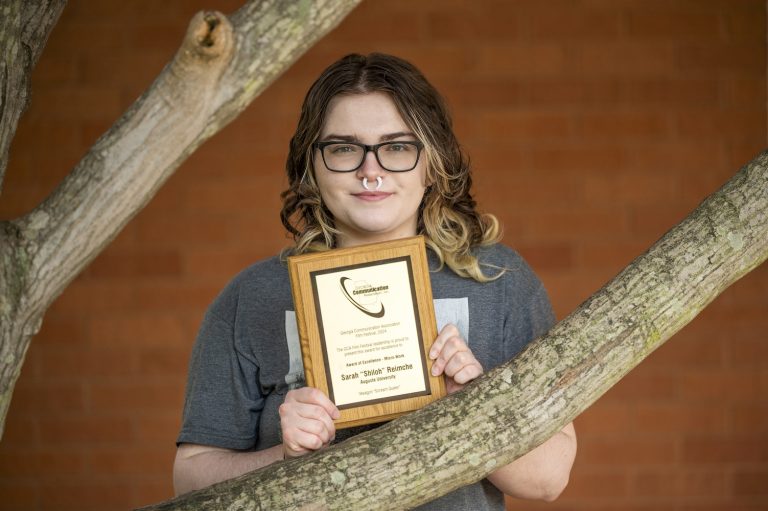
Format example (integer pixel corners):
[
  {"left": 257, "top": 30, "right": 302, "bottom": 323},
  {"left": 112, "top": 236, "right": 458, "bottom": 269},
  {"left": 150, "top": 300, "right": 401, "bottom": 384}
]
[
  {"left": 0, "top": 0, "right": 67, "bottom": 195},
  {"left": 137, "top": 150, "right": 768, "bottom": 511},
  {"left": 0, "top": 0, "right": 363, "bottom": 439}
]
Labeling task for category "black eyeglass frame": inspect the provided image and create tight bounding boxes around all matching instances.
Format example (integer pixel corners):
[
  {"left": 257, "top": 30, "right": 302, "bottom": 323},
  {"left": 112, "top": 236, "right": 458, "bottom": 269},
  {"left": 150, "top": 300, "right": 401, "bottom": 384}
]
[{"left": 313, "top": 140, "right": 424, "bottom": 172}]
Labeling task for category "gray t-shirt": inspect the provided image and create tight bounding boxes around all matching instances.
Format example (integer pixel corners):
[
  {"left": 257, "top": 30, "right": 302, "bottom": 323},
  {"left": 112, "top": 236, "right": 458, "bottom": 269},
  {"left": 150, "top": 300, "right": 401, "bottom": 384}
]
[{"left": 178, "top": 244, "right": 554, "bottom": 510}]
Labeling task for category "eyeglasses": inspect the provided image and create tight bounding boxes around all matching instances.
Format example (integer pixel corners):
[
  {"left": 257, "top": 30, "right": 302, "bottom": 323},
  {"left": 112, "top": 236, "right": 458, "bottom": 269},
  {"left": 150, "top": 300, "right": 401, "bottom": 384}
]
[{"left": 313, "top": 140, "right": 423, "bottom": 172}]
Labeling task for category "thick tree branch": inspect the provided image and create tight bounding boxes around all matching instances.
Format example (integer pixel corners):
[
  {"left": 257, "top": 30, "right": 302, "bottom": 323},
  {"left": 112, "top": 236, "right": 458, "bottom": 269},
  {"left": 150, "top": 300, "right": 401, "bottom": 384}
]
[
  {"left": 0, "top": 0, "right": 362, "bottom": 438},
  {"left": 138, "top": 151, "right": 767, "bottom": 510},
  {"left": 0, "top": 0, "right": 67, "bottom": 194}
]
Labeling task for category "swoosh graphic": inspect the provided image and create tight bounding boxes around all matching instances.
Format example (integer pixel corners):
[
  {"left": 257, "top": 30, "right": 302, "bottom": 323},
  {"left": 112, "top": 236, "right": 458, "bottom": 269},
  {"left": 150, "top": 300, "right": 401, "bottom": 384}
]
[{"left": 340, "top": 277, "right": 385, "bottom": 318}]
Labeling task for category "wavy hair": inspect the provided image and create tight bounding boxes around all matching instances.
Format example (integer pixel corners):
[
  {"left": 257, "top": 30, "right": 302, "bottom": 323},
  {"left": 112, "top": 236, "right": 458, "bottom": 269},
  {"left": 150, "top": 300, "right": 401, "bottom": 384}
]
[{"left": 280, "top": 53, "right": 501, "bottom": 282}]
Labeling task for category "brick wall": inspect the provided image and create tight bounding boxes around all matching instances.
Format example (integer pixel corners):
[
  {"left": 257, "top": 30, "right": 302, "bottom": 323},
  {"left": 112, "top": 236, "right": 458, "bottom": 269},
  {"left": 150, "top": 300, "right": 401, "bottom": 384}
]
[{"left": 0, "top": 1, "right": 765, "bottom": 510}]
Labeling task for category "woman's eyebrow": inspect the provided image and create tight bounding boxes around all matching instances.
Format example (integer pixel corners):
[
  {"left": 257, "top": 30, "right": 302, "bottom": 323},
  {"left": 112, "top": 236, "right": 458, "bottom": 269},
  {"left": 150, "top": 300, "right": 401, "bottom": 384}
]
[
  {"left": 380, "top": 131, "right": 416, "bottom": 141},
  {"left": 320, "top": 134, "right": 356, "bottom": 142},
  {"left": 319, "top": 132, "right": 416, "bottom": 142}
]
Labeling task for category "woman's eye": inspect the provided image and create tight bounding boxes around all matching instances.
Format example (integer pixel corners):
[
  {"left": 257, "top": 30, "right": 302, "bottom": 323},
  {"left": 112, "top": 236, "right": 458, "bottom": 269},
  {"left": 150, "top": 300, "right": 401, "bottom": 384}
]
[
  {"left": 329, "top": 144, "right": 358, "bottom": 155},
  {"left": 386, "top": 143, "right": 411, "bottom": 152}
]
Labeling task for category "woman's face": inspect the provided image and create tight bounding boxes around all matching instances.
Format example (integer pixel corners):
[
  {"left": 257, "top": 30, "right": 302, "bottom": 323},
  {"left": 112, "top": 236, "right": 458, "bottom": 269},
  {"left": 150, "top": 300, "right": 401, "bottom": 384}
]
[{"left": 314, "top": 92, "right": 428, "bottom": 248}]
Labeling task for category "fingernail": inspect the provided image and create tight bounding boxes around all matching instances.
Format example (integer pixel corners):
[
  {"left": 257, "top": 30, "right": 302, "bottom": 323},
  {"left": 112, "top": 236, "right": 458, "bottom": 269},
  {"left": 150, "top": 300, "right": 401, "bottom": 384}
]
[{"left": 431, "top": 366, "right": 439, "bottom": 376}]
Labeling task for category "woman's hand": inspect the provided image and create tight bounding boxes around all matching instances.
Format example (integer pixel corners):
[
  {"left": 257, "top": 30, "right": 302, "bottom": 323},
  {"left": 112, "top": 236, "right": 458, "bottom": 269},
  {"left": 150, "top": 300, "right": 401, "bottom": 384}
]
[
  {"left": 429, "top": 323, "right": 483, "bottom": 394},
  {"left": 279, "top": 387, "right": 340, "bottom": 458}
]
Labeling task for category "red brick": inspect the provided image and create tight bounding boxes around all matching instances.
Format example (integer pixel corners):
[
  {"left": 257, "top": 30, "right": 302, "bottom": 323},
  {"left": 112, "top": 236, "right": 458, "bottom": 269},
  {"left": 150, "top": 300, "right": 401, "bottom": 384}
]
[
  {"left": 37, "top": 346, "right": 138, "bottom": 380},
  {"left": 620, "top": 77, "right": 721, "bottom": 105},
  {"left": 678, "top": 369, "right": 764, "bottom": 402},
  {"left": 531, "top": 145, "right": 626, "bottom": 172},
  {"left": 633, "top": 403, "right": 727, "bottom": 435},
  {"left": 732, "top": 468, "right": 768, "bottom": 496},
  {"left": 516, "top": 242, "right": 574, "bottom": 271},
  {"left": 528, "top": 9, "right": 622, "bottom": 39},
  {"left": 582, "top": 170, "right": 679, "bottom": 206},
  {"left": 134, "top": 480, "right": 175, "bottom": 508},
  {"left": 682, "top": 436, "right": 768, "bottom": 464},
  {"left": 88, "top": 312, "right": 186, "bottom": 347},
  {"left": 10, "top": 383, "right": 87, "bottom": 414},
  {"left": 572, "top": 42, "right": 677, "bottom": 76},
  {"left": 676, "top": 110, "right": 765, "bottom": 139},
  {"left": 326, "top": 4, "right": 425, "bottom": 44},
  {"left": 0, "top": 415, "right": 39, "bottom": 446},
  {"left": 724, "top": 76, "right": 768, "bottom": 107},
  {"left": 33, "top": 315, "right": 86, "bottom": 347},
  {"left": 132, "top": 281, "right": 218, "bottom": 312},
  {"left": 10, "top": 119, "right": 81, "bottom": 157},
  {"left": 426, "top": 9, "right": 502, "bottom": 42},
  {"left": 135, "top": 413, "right": 182, "bottom": 443},
  {"left": 525, "top": 78, "right": 620, "bottom": 106},
  {"left": 681, "top": 469, "right": 730, "bottom": 498},
  {"left": 88, "top": 380, "right": 184, "bottom": 413},
  {"left": 476, "top": 44, "right": 566, "bottom": 77},
  {"left": 39, "top": 416, "right": 133, "bottom": 445},
  {"left": 627, "top": 11, "right": 722, "bottom": 39},
  {"left": 576, "top": 402, "right": 633, "bottom": 435},
  {"left": 527, "top": 206, "right": 630, "bottom": 242},
  {"left": 577, "top": 111, "right": 670, "bottom": 139},
  {"left": 578, "top": 436, "right": 678, "bottom": 466},
  {"left": 442, "top": 78, "right": 524, "bottom": 109},
  {"left": 0, "top": 448, "right": 87, "bottom": 477},
  {"left": 85, "top": 249, "right": 182, "bottom": 279},
  {"left": 87, "top": 446, "right": 173, "bottom": 476},
  {"left": 724, "top": 10, "right": 766, "bottom": 43},
  {"left": 137, "top": 346, "right": 191, "bottom": 377},
  {"left": 677, "top": 44, "right": 765, "bottom": 73},
  {"left": 601, "top": 366, "right": 680, "bottom": 402},
  {"left": 0, "top": 482, "right": 39, "bottom": 511},
  {"left": 183, "top": 248, "right": 268, "bottom": 281},
  {"left": 32, "top": 87, "right": 123, "bottom": 121},
  {"left": 397, "top": 46, "right": 478, "bottom": 78},
  {"left": 471, "top": 110, "right": 572, "bottom": 141},
  {"left": 651, "top": 334, "right": 724, "bottom": 368},
  {"left": 48, "top": 280, "right": 136, "bottom": 315},
  {"left": 40, "top": 481, "right": 134, "bottom": 511},
  {"left": 577, "top": 240, "right": 650, "bottom": 271},
  {"left": 564, "top": 469, "right": 631, "bottom": 498}
]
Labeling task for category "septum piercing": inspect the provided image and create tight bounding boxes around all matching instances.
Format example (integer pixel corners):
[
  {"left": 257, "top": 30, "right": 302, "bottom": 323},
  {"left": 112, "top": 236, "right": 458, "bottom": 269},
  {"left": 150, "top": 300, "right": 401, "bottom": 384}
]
[{"left": 362, "top": 176, "right": 383, "bottom": 191}]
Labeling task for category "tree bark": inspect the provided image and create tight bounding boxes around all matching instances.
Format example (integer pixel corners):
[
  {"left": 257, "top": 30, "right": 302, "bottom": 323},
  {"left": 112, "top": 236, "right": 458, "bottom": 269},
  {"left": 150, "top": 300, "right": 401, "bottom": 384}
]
[
  {"left": 137, "top": 151, "right": 767, "bottom": 511},
  {"left": 0, "top": 0, "right": 363, "bottom": 439}
]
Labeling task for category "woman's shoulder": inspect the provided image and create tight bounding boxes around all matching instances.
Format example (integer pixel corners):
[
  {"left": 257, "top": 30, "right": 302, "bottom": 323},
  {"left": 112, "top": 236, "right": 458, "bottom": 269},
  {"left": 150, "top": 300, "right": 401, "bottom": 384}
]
[
  {"left": 209, "top": 254, "right": 289, "bottom": 309},
  {"left": 475, "top": 243, "right": 536, "bottom": 276}
]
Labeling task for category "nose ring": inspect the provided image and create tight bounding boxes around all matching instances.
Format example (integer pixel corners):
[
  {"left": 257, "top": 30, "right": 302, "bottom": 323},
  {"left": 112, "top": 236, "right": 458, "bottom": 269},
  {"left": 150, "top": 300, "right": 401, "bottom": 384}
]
[{"left": 362, "top": 176, "right": 382, "bottom": 191}]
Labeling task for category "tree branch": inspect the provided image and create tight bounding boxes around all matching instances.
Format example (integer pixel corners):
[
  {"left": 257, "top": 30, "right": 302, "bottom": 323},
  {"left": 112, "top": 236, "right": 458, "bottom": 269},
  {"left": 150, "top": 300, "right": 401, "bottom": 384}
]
[
  {"left": 137, "top": 151, "right": 767, "bottom": 510},
  {"left": 0, "top": 0, "right": 362, "bottom": 438},
  {"left": 0, "top": 0, "right": 67, "bottom": 194}
]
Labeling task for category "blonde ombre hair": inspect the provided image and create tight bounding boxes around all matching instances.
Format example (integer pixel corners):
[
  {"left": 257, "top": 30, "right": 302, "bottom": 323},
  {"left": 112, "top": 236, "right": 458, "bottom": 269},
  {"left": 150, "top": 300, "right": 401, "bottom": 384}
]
[{"left": 280, "top": 54, "right": 501, "bottom": 282}]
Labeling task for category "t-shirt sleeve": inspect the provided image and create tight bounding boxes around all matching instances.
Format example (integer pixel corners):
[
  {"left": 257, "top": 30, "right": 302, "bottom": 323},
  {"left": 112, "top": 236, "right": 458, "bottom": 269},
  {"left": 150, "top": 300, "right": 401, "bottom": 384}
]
[
  {"left": 177, "top": 287, "right": 266, "bottom": 450},
  {"left": 501, "top": 255, "right": 556, "bottom": 362}
]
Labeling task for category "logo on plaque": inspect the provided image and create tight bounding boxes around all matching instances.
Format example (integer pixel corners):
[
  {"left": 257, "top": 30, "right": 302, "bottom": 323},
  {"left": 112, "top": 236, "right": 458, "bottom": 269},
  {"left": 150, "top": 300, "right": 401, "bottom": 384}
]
[{"left": 340, "top": 277, "right": 387, "bottom": 318}]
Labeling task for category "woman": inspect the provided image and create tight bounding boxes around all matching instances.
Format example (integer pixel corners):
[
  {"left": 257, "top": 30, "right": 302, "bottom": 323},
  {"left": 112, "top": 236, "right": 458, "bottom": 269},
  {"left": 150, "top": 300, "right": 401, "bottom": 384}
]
[{"left": 174, "top": 53, "right": 576, "bottom": 509}]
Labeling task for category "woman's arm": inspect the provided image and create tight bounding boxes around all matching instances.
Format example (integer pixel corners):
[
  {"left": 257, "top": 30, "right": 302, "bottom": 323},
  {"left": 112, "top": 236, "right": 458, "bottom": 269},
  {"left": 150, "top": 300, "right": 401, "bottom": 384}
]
[
  {"left": 486, "top": 422, "right": 576, "bottom": 501},
  {"left": 430, "top": 323, "right": 577, "bottom": 502},
  {"left": 173, "top": 387, "right": 340, "bottom": 496},
  {"left": 173, "top": 443, "right": 283, "bottom": 496}
]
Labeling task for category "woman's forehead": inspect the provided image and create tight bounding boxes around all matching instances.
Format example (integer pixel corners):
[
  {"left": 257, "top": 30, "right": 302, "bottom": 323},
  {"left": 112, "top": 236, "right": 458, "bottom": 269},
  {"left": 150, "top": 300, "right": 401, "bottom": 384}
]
[{"left": 320, "top": 92, "right": 410, "bottom": 139}]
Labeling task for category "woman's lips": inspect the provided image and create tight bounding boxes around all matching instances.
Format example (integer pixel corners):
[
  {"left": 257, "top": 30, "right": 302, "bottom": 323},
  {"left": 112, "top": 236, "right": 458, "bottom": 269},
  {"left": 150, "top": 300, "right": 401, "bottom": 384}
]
[{"left": 353, "top": 192, "right": 392, "bottom": 201}]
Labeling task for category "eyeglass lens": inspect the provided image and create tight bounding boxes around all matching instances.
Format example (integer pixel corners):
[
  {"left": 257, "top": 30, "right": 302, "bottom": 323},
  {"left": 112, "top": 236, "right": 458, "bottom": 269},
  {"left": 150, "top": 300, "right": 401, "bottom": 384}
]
[{"left": 322, "top": 142, "right": 419, "bottom": 172}]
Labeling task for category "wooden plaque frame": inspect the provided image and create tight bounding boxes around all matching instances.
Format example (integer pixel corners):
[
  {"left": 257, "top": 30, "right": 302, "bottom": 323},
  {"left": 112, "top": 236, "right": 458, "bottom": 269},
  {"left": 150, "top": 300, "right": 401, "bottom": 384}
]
[{"left": 288, "top": 236, "right": 446, "bottom": 428}]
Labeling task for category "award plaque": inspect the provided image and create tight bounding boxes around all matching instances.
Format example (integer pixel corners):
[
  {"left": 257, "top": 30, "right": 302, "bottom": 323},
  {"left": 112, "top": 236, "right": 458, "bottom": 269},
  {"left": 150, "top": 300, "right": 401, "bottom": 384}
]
[{"left": 288, "top": 236, "right": 446, "bottom": 428}]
